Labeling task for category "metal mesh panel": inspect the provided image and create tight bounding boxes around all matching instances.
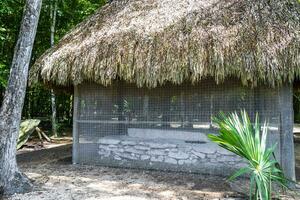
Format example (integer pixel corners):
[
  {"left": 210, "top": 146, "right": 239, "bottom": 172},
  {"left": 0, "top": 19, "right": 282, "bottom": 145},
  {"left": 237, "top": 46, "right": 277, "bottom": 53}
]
[{"left": 73, "top": 79, "right": 281, "bottom": 174}]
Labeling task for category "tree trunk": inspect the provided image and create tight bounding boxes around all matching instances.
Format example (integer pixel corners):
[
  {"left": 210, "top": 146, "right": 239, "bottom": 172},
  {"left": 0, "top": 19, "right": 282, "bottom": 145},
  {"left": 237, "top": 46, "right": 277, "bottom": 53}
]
[
  {"left": 0, "top": 0, "right": 42, "bottom": 196},
  {"left": 51, "top": 90, "right": 57, "bottom": 136},
  {"left": 50, "top": 0, "right": 58, "bottom": 137}
]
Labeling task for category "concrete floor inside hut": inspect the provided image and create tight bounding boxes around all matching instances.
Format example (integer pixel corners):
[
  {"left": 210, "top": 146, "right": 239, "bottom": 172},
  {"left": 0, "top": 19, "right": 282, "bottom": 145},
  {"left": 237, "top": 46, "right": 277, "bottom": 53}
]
[{"left": 5, "top": 131, "right": 300, "bottom": 200}]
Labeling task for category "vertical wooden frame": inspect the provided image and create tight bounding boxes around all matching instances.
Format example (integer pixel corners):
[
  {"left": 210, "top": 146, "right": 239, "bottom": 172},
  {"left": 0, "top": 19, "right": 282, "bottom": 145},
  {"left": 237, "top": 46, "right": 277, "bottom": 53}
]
[
  {"left": 279, "top": 84, "right": 296, "bottom": 180},
  {"left": 72, "top": 85, "right": 79, "bottom": 164}
]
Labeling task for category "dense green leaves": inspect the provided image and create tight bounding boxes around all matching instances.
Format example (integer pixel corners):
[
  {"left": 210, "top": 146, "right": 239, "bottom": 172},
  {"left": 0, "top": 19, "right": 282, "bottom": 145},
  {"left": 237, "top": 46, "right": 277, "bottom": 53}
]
[
  {"left": 208, "top": 111, "right": 289, "bottom": 200},
  {"left": 0, "top": 63, "right": 8, "bottom": 87},
  {"left": 0, "top": 0, "right": 108, "bottom": 85},
  {"left": 0, "top": 0, "right": 24, "bottom": 90},
  {"left": 33, "top": 0, "right": 107, "bottom": 60},
  {"left": 0, "top": 0, "right": 107, "bottom": 131}
]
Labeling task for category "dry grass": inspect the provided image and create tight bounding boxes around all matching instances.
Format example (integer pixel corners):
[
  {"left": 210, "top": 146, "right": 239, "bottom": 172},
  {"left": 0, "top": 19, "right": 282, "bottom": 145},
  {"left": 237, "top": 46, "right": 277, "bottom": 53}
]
[{"left": 31, "top": 0, "right": 300, "bottom": 89}]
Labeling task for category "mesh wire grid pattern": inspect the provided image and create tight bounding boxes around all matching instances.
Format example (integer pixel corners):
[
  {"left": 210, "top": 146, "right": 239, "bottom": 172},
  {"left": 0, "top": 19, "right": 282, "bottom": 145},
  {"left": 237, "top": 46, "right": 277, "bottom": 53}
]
[{"left": 73, "top": 79, "right": 281, "bottom": 165}]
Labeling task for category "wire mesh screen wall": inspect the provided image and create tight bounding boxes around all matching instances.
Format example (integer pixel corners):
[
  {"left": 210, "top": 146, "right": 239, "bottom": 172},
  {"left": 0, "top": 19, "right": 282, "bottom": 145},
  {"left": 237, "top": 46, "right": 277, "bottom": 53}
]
[{"left": 73, "top": 79, "right": 282, "bottom": 174}]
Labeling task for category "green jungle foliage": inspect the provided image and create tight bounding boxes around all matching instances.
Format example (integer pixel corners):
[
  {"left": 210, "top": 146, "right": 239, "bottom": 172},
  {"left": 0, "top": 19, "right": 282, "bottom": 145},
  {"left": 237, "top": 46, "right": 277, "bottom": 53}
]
[
  {"left": 0, "top": 0, "right": 107, "bottom": 133},
  {"left": 1, "top": 0, "right": 300, "bottom": 135}
]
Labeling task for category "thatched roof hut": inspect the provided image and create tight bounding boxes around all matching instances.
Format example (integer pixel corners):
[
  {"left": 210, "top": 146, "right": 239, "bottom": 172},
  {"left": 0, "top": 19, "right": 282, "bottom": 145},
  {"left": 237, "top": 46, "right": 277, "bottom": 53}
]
[
  {"left": 31, "top": 0, "right": 300, "bottom": 88},
  {"left": 31, "top": 0, "right": 300, "bottom": 179}
]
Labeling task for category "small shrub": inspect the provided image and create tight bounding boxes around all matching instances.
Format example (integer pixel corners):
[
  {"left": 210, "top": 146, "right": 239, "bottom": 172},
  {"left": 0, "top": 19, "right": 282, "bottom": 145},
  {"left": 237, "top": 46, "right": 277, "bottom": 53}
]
[{"left": 208, "top": 111, "right": 289, "bottom": 200}]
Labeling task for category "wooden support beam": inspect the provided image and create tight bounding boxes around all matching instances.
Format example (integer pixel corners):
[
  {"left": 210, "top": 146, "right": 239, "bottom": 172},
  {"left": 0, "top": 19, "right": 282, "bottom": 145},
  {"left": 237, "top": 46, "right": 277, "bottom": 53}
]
[
  {"left": 279, "top": 84, "right": 295, "bottom": 181},
  {"left": 72, "top": 86, "right": 79, "bottom": 164}
]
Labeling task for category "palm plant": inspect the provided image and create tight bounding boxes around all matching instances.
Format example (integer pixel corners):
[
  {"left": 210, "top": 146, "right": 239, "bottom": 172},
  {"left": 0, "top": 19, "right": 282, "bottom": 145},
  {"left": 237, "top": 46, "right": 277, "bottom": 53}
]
[{"left": 208, "top": 111, "right": 289, "bottom": 200}]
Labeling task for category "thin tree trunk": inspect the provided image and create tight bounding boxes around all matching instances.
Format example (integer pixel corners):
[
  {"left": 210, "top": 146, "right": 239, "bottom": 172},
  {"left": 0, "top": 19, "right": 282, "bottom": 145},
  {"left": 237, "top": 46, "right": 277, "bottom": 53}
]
[
  {"left": 51, "top": 90, "right": 57, "bottom": 136},
  {"left": 50, "top": 0, "right": 58, "bottom": 137},
  {"left": 0, "top": 87, "right": 4, "bottom": 104},
  {"left": 0, "top": 0, "right": 42, "bottom": 196},
  {"left": 69, "top": 95, "right": 73, "bottom": 124}
]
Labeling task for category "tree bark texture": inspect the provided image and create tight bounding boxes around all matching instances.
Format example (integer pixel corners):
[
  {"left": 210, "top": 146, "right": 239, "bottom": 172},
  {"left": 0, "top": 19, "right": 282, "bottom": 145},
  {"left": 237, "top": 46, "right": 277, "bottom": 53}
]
[
  {"left": 51, "top": 90, "right": 57, "bottom": 136},
  {"left": 0, "top": 0, "right": 42, "bottom": 196},
  {"left": 50, "top": 0, "right": 58, "bottom": 137}
]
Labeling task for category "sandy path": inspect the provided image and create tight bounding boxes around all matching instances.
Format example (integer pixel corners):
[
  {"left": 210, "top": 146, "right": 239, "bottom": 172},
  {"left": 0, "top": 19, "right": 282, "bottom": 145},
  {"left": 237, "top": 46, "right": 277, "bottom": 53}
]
[{"left": 3, "top": 143, "right": 300, "bottom": 200}]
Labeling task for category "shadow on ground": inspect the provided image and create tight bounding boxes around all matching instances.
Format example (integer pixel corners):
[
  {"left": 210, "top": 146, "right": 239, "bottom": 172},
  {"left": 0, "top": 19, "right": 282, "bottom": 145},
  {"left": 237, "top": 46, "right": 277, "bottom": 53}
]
[{"left": 5, "top": 142, "right": 299, "bottom": 200}]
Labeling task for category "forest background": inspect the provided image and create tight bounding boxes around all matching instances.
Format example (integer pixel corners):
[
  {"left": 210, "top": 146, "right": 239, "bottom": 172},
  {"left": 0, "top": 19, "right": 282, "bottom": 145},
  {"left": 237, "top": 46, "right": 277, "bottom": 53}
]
[
  {"left": 1, "top": 0, "right": 300, "bottom": 137},
  {"left": 0, "top": 0, "right": 106, "bottom": 136}
]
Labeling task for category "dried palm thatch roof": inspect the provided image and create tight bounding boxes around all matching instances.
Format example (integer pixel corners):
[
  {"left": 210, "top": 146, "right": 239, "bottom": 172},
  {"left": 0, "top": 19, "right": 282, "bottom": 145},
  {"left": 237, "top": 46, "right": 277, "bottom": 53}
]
[{"left": 31, "top": 0, "right": 300, "bottom": 88}]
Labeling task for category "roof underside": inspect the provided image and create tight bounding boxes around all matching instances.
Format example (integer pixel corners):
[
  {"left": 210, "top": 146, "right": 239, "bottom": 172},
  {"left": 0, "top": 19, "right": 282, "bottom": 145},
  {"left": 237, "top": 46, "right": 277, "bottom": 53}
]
[{"left": 30, "top": 0, "right": 300, "bottom": 88}]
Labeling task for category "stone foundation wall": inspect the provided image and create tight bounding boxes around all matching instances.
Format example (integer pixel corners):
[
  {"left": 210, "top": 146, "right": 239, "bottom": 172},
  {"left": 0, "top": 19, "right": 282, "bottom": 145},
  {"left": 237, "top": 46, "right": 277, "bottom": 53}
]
[{"left": 97, "top": 136, "right": 245, "bottom": 175}]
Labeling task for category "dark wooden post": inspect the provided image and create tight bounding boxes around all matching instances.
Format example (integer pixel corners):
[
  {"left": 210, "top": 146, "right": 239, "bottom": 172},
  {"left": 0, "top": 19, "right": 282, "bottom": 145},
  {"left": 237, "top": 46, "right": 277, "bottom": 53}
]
[
  {"left": 117, "top": 82, "right": 125, "bottom": 135},
  {"left": 279, "top": 84, "right": 295, "bottom": 181},
  {"left": 143, "top": 95, "right": 149, "bottom": 121}
]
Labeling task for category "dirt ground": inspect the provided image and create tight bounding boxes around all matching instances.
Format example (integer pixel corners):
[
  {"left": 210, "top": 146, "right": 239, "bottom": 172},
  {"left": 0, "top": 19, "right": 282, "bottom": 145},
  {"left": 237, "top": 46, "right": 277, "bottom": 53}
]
[{"left": 4, "top": 139, "right": 300, "bottom": 200}]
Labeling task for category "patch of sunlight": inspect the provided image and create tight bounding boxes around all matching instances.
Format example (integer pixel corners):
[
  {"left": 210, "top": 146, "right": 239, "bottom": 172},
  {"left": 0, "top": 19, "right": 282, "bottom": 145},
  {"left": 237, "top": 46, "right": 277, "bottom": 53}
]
[
  {"left": 26, "top": 172, "right": 43, "bottom": 179},
  {"left": 193, "top": 123, "right": 210, "bottom": 129},
  {"left": 48, "top": 175, "right": 74, "bottom": 182},
  {"left": 106, "top": 196, "right": 149, "bottom": 200},
  {"left": 267, "top": 126, "right": 278, "bottom": 131},
  {"left": 193, "top": 190, "right": 229, "bottom": 198},
  {"left": 86, "top": 180, "right": 127, "bottom": 194},
  {"left": 158, "top": 190, "right": 175, "bottom": 198},
  {"left": 128, "top": 183, "right": 143, "bottom": 189}
]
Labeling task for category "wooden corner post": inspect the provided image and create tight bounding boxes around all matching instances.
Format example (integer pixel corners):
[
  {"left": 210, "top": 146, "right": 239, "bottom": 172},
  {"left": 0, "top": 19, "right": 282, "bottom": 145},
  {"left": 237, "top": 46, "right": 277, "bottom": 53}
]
[
  {"left": 279, "top": 84, "right": 296, "bottom": 181},
  {"left": 72, "top": 86, "right": 79, "bottom": 164}
]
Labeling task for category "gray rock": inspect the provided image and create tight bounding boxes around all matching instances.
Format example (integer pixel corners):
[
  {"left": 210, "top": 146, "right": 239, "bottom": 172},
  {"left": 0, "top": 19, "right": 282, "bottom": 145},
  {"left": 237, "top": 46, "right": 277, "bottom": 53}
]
[
  {"left": 170, "top": 149, "right": 179, "bottom": 153},
  {"left": 147, "top": 142, "right": 176, "bottom": 149},
  {"left": 150, "top": 156, "right": 164, "bottom": 162},
  {"left": 124, "top": 147, "right": 143, "bottom": 154},
  {"left": 178, "top": 160, "right": 184, "bottom": 165},
  {"left": 114, "top": 152, "right": 138, "bottom": 160},
  {"left": 114, "top": 155, "right": 122, "bottom": 160},
  {"left": 115, "top": 148, "right": 124, "bottom": 153},
  {"left": 121, "top": 140, "right": 137, "bottom": 145},
  {"left": 235, "top": 162, "right": 247, "bottom": 168},
  {"left": 178, "top": 146, "right": 192, "bottom": 151},
  {"left": 209, "top": 159, "right": 220, "bottom": 163},
  {"left": 135, "top": 145, "right": 150, "bottom": 150},
  {"left": 208, "top": 154, "right": 217, "bottom": 159},
  {"left": 189, "top": 154, "right": 198, "bottom": 160},
  {"left": 99, "top": 144, "right": 108, "bottom": 149},
  {"left": 149, "top": 149, "right": 166, "bottom": 156},
  {"left": 191, "top": 150, "right": 206, "bottom": 159},
  {"left": 147, "top": 142, "right": 166, "bottom": 149},
  {"left": 164, "top": 157, "right": 177, "bottom": 165},
  {"left": 169, "top": 152, "right": 189, "bottom": 160},
  {"left": 165, "top": 148, "right": 177, "bottom": 152},
  {"left": 217, "top": 148, "right": 234, "bottom": 155},
  {"left": 99, "top": 145, "right": 111, "bottom": 151},
  {"left": 164, "top": 144, "right": 177, "bottom": 148},
  {"left": 192, "top": 143, "right": 218, "bottom": 154},
  {"left": 184, "top": 159, "right": 197, "bottom": 164},
  {"left": 120, "top": 153, "right": 138, "bottom": 160},
  {"left": 218, "top": 155, "right": 241, "bottom": 162},
  {"left": 141, "top": 155, "right": 150, "bottom": 160}
]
